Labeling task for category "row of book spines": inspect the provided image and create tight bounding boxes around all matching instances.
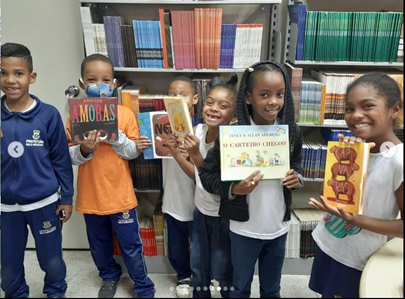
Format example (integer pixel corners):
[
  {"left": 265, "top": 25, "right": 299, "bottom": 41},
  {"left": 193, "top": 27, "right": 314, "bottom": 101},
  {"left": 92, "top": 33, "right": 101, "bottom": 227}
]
[
  {"left": 219, "top": 24, "right": 237, "bottom": 68},
  {"left": 129, "top": 157, "right": 161, "bottom": 191},
  {"left": 288, "top": 210, "right": 325, "bottom": 258},
  {"left": 232, "top": 24, "right": 264, "bottom": 69},
  {"left": 194, "top": 8, "right": 223, "bottom": 70},
  {"left": 301, "top": 142, "right": 326, "bottom": 179},
  {"left": 133, "top": 21, "right": 164, "bottom": 68},
  {"left": 287, "top": 4, "right": 307, "bottom": 61},
  {"left": 287, "top": 66, "right": 403, "bottom": 124},
  {"left": 398, "top": 22, "right": 404, "bottom": 62},
  {"left": 298, "top": 82, "right": 325, "bottom": 124},
  {"left": 299, "top": 222, "right": 318, "bottom": 258},
  {"left": 81, "top": 7, "right": 263, "bottom": 70},
  {"left": 301, "top": 130, "right": 355, "bottom": 179},
  {"left": 302, "top": 11, "right": 403, "bottom": 62}
]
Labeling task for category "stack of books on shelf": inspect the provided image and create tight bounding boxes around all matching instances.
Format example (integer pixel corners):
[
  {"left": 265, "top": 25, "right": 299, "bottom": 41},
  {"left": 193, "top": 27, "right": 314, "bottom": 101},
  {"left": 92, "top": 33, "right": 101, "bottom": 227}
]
[
  {"left": 286, "top": 67, "right": 403, "bottom": 126},
  {"left": 285, "top": 211, "right": 301, "bottom": 258},
  {"left": 153, "top": 202, "right": 166, "bottom": 256},
  {"left": 320, "top": 128, "right": 354, "bottom": 142},
  {"left": 301, "top": 142, "right": 327, "bottom": 180},
  {"left": 288, "top": 3, "right": 404, "bottom": 63},
  {"left": 139, "top": 218, "right": 158, "bottom": 257},
  {"left": 291, "top": 209, "right": 325, "bottom": 258},
  {"left": 398, "top": 21, "right": 404, "bottom": 62},
  {"left": 298, "top": 75, "right": 324, "bottom": 124},
  {"left": 301, "top": 129, "right": 354, "bottom": 180},
  {"left": 130, "top": 156, "right": 162, "bottom": 191},
  {"left": 80, "top": 5, "right": 263, "bottom": 69}
]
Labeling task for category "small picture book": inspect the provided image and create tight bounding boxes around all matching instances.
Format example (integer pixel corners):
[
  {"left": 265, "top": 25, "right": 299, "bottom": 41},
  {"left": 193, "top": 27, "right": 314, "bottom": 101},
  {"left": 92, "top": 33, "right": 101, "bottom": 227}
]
[
  {"left": 68, "top": 97, "right": 118, "bottom": 143},
  {"left": 323, "top": 141, "right": 371, "bottom": 214},
  {"left": 163, "top": 96, "right": 193, "bottom": 141},
  {"left": 220, "top": 125, "right": 290, "bottom": 181},
  {"left": 138, "top": 111, "right": 172, "bottom": 159}
]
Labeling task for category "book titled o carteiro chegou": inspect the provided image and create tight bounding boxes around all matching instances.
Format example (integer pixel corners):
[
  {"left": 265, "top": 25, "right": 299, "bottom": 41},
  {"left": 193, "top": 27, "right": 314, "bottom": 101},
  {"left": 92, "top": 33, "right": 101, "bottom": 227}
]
[
  {"left": 68, "top": 97, "right": 118, "bottom": 143},
  {"left": 220, "top": 125, "right": 290, "bottom": 181}
]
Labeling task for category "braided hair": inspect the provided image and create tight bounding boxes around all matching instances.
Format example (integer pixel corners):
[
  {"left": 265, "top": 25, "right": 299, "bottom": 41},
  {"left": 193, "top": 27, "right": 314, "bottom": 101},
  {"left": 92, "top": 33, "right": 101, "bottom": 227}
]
[{"left": 236, "top": 61, "right": 295, "bottom": 126}]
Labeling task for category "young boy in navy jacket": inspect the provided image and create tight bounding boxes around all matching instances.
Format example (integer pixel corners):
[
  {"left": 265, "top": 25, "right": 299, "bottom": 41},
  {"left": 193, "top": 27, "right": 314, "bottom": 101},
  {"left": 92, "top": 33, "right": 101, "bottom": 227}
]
[{"left": 1, "top": 42, "right": 74, "bottom": 298}]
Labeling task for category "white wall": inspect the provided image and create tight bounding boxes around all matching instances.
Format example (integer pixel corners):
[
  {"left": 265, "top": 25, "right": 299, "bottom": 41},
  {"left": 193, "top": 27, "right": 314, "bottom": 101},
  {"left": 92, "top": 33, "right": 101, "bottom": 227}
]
[{"left": 2, "top": 0, "right": 89, "bottom": 248}]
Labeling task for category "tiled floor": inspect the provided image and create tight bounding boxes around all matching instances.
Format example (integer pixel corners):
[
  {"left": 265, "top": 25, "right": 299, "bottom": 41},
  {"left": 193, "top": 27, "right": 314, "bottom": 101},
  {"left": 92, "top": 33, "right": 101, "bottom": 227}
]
[{"left": 4, "top": 250, "right": 320, "bottom": 298}]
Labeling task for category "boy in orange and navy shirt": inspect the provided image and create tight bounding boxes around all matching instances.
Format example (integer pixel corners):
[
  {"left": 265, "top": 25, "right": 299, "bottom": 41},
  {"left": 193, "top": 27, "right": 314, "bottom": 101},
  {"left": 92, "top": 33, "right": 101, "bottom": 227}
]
[{"left": 66, "top": 54, "right": 154, "bottom": 298}]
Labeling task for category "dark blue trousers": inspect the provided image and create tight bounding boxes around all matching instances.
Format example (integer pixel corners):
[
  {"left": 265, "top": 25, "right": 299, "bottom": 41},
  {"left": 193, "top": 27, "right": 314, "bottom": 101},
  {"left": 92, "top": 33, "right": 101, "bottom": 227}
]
[
  {"left": 165, "top": 213, "right": 193, "bottom": 281},
  {"left": 1, "top": 201, "right": 67, "bottom": 298},
  {"left": 84, "top": 208, "right": 155, "bottom": 298},
  {"left": 229, "top": 232, "right": 287, "bottom": 298},
  {"left": 190, "top": 208, "right": 233, "bottom": 298}
]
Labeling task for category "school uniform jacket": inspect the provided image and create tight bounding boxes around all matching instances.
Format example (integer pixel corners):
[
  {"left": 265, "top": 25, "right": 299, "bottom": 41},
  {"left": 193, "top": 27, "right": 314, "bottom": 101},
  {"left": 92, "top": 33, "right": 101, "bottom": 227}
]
[{"left": 1, "top": 95, "right": 74, "bottom": 206}]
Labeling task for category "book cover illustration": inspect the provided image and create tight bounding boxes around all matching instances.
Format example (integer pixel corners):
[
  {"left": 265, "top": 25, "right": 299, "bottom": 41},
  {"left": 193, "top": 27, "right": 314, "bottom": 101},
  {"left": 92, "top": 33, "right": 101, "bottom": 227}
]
[
  {"left": 68, "top": 97, "right": 118, "bottom": 143},
  {"left": 323, "top": 141, "right": 370, "bottom": 214},
  {"left": 163, "top": 96, "right": 193, "bottom": 141},
  {"left": 220, "top": 125, "right": 290, "bottom": 181},
  {"left": 138, "top": 111, "right": 172, "bottom": 159}
]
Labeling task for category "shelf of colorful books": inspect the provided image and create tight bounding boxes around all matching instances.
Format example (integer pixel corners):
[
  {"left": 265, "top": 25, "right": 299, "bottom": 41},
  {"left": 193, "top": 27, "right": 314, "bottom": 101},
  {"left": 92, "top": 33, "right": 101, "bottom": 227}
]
[
  {"left": 297, "top": 123, "right": 348, "bottom": 129},
  {"left": 114, "top": 67, "right": 248, "bottom": 73},
  {"left": 80, "top": 0, "right": 282, "bottom": 5},
  {"left": 288, "top": 59, "right": 404, "bottom": 68}
]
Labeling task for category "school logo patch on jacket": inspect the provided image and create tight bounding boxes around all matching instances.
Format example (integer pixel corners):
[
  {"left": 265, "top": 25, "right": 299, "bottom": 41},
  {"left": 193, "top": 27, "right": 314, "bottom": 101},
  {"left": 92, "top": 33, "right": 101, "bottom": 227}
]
[
  {"left": 32, "top": 130, "right": 41, "bottom": 140},
  {"left": 26, "top": 129, "right": 44, "bottom": 147}
]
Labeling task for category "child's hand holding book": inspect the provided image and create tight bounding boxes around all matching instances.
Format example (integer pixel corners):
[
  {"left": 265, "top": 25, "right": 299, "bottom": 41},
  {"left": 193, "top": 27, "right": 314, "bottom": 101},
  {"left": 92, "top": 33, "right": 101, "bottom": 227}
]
[
  {"left": 136, "top": 136, "right": 153, "bottom": 153},
  {"left": 283, "top": 169, "right": 300, "bottom": 189},
  {"left": 309, "top": 133, "right": 376, "bottom": 219},
  {"left": 231, "top": 170, "right": 264, "bottom": 196},
  {"left": 184, "top": 133, "right": 200, "bottom": 157},
  {"left": 80, "top": 130, "right": 100, "bottom": 157}
]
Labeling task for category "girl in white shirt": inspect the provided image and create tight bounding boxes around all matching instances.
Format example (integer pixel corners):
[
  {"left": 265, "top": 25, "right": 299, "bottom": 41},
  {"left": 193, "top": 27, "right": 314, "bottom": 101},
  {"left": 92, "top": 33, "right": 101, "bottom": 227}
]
[
  {"left": 167, "top": 73, "right": 238, "bottom": 298},
  {"left": 309, "top": 73, "right": 403, "bottom": 298}
]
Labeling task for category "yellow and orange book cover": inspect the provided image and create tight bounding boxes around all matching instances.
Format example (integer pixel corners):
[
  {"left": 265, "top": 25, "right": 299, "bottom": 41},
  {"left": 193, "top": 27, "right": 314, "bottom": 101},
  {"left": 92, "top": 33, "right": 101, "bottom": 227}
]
[
  {"left": 163, "top": 96, "right": 193, "bottom": 142},
  {"left": 323, "top": 141, "right": 371, "bottom": 214}
]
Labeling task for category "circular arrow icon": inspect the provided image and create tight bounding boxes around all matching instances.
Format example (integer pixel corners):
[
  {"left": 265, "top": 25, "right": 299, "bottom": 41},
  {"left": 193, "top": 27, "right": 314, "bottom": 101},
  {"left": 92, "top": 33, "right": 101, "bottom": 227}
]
[
  {"left": 380, "top": 141, "right": 396, "bottom": 158},
  {"left": 8, "top": 141, "right": 24, "bottom": 158}
]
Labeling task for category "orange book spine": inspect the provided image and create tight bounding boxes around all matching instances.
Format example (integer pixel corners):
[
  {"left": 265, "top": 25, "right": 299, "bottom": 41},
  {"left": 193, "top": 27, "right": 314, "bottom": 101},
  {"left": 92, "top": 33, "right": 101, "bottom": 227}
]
[
  {"left": 195, "top": 8, "right": 201, "bottom": 69},
  {"left": 159, "top": 9, "right": 169, "bottom": 69}
]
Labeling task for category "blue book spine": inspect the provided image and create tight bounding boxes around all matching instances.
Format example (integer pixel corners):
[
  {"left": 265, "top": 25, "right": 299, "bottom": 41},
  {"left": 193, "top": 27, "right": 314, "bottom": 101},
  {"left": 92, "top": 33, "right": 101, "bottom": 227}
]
[
  {"left": 228, "top": 24, "right": 237, "bottom": 68},
  {"left": 133, "top": 21, "right": 142, "bottom": 68},
  {"left": 112, "top": 17, "right": 125, "bottom": 67},
  {"left": 297, "top": 4, "right": 307, "bottom": 61},
  {"left": 220, "top": 24, "right": 227, "bottom": 68}
]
